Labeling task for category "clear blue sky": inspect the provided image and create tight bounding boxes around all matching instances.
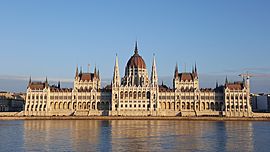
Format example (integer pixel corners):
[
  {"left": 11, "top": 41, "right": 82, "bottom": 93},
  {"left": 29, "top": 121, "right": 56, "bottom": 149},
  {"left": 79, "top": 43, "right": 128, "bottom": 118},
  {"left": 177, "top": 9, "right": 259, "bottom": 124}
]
[{"left": 0, "top": 0, "right": 269, "bottom": 92}]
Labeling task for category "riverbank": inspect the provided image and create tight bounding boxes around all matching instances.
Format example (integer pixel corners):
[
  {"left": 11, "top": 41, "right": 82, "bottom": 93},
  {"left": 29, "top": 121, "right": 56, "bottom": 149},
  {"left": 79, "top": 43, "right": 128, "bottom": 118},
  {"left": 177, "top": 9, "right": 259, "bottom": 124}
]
[{"left": 1, "top": 116, "right": 270, "bottom": 121}]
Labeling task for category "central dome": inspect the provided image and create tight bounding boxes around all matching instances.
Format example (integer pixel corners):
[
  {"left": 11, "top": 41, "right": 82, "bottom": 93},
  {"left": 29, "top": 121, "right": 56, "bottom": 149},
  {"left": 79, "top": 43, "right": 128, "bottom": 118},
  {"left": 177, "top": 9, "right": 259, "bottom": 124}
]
[{"left": 126, "top": 42, "right": 146, "bottom": 69}]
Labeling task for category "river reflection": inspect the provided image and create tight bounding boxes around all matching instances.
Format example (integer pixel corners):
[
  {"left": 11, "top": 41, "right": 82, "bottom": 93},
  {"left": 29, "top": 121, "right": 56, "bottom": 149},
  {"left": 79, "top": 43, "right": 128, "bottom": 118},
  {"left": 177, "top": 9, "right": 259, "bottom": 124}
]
[{"left": 1, "top": 120, "right": 270, "bottom": 151}]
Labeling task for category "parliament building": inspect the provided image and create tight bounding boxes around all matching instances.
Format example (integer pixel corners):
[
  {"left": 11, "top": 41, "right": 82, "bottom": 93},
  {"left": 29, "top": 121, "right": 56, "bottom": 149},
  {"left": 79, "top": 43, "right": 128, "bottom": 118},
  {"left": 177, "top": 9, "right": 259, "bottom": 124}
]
[{"left": 24, "top": 42, "right": 253, "bottom": 117}]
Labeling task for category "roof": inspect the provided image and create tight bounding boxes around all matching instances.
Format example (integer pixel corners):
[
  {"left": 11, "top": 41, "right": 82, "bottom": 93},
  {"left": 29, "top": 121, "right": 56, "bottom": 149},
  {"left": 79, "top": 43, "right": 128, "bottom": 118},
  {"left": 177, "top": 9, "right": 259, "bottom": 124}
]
[
  {"left": 28, "top": 82, "right": 47, "bottom": 90},
  {"left": 159, "top": 84, "right": 174, "bottom": 92},
  {"left": 200, "top": 88, "right": 214, "bottom": 92},
  {"left": 178, "top": 72, "right": 196, "bottom": 81},
  {"left": 226, "top": 82, "right": 245, "bottom": 90},
  {"left": 79, "top": 73, "right": 97, "bottom": 81},
  {"left": 50, "top": 87, "right": 72, "bottom": 92},
  {"left": 126, "top": 53, "right": 146, "bottom": 69}
]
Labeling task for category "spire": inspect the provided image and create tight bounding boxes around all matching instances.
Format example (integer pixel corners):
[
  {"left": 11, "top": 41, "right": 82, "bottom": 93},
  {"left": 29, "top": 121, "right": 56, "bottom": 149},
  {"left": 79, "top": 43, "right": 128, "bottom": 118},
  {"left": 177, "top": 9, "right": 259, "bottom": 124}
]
[
  {"left": 134, "top": 41, "right": 138, "bottom": 54},
  {"left": 194, "top": 62, "right": 198, "bottom": 77},
  {"left": 174, "top": 62, "right": 178, "bottom": 78},
  {"left": 28, "top": 76, "right": 32, "bottom": 85},
  {"left": 216, "top": 80, "right": 219, "bottom": 88},
  {"left": 97, "top": 69, "right": 100, "bottom": 79},
  {"left": 94, "top": 64, "right": 97, "bottom": 76},
  {"left": 151, "top": 53, "right": 158, "bottom": 86},
  {"left": 195, "top": 62, "right": 197, "bottom": 73},
  {"left": 45, "top": 76, "right": 48, "bottom": 88},
  {"left": 113, "top": 54, "right": 120, "bottom": 86},
  {"left": 225, "top": 76, "right": 228, "bottom": 84},
  {"left": 58, "top": 81, "right": 61, "bottom": 88},
  {"left": 80, "top": 66, "right": 82, "bottom": 74},
  {"left": 75, "top": 65, "right": 79, "bottom": 78}
]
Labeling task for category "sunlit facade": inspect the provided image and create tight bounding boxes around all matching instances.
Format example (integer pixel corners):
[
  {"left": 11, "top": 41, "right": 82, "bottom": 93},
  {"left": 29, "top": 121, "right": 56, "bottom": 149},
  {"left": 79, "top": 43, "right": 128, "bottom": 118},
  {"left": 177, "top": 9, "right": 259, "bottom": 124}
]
[{"left": 24, "top": 42, "right": 252, "bottom": 117}]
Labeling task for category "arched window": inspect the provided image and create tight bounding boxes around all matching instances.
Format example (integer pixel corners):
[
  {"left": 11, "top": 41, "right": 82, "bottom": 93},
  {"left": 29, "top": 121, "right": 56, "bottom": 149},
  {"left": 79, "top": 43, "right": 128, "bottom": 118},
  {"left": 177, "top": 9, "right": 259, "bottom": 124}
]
[
  {"left": 129, "top": 91, "right": 132, "bottom": 98},
  {"left": 142, "top": 92, "right": 146, "bottom": 98},
  {"left": 138, "top": 92, "right": 141, "bottom": 98},
  {"left": 147, "top": 91, "right": 150, "bottom": 99},
  {"left": 125, "top": 91, "right": 128, "bottom": 98},
  {"left": 133, "top": 92, "right": 137, "bottom": 99},
  {"left": 120, "top": 91, "right": 124, "bottom": 99}
]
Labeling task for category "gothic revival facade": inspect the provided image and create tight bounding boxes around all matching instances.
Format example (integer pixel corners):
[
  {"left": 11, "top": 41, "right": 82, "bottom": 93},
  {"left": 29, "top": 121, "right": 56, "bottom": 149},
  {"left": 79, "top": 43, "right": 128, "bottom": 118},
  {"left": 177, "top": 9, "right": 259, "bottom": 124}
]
[{"left": 24, "top": 42, "right": 252, "bottom": 117}]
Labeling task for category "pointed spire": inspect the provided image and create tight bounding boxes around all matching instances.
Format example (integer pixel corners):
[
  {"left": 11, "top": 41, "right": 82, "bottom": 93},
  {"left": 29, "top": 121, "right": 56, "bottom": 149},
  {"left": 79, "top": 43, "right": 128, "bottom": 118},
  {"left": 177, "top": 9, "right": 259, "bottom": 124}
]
[
  {"left": 225, "top": 76, "right": 228, "bottom": 84},
  {"left": 58, "top": 81, "right": 61, "bottom": 88},
  {"left": 195, "top": 62, "right": 197, "bottom": 73},
  {"left": 75, "top": 65, "right": 79, "bottom": 78},
  {"left": 174, "top": 62, "right": 178, "bottom": 78},
  {"left": 216, "top": 80, "right": 219, "bottom": 88},
  {"left": 80, "top": 66, "right": 82, "bottom": 74},
  {"left": 151, "top": 53, "right": 158, "bottom": 86},
  {"left": 97, "top": 69, "right": 100, "bottom": 79},
  {"left": 94, "top": 64, "right": 97, "bottom": 76},
  {"left": 113, "top": 54, "right": 120, "bottom": 86},
  {"left": 28, "top": 76, "right": 32, "bottom": 85},
  {"left": 45, "top": 76, "right": 48, "bottom": 88},
  {"left": 194, "top": 62, "right": 198, "bottom": 78},
  {"left": 134, "top": 41, "right": 138, "bottom": 54}
]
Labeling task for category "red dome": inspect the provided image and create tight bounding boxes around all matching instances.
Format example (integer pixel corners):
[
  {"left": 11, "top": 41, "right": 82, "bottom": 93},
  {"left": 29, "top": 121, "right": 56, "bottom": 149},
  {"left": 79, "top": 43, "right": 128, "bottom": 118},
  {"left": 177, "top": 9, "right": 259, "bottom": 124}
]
[
  {"left": 126, "top": 41, "right": 146, "bottom": 69},
  {"left": 126, "top": 53, "right": 146, "bottom": 69}
]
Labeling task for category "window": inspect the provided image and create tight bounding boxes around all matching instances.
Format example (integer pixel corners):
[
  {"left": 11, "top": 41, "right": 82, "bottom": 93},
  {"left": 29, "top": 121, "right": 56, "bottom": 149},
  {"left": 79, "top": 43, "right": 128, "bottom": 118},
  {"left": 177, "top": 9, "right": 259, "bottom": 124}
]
[
  {"left": 120, "top": 92, "right": 124, "bottom": 99},
  {"left": 142, "top": 92, "right": 146, "bottom": 98},
  {"left": 133, "top": 92, "right": 137, "bottom": 99},
  {"left": 147, "top": 92, "right": 150, "bottom": 99}
]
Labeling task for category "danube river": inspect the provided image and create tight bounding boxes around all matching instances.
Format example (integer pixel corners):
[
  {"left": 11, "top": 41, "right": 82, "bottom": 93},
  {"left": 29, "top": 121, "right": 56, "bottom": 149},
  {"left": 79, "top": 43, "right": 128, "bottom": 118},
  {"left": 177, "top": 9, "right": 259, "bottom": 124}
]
[{"left": 0, "top": 120, "right": 269, "bottom": 151}]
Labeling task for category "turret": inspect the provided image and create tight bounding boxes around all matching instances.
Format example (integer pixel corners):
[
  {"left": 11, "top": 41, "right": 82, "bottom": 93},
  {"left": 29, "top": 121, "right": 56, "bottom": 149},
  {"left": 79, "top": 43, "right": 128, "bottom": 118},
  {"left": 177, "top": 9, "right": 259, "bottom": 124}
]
[
  {"left": 113, "top": 54, "right": 120, "bottom": 87},
  {"left": 225, "top": 76, "right": 228, "bottom": 84},
  {"left": 151, "top": 54, "right": 158, "bottom": 87},
  {"left": 75, "top": 65, "right": 79, "bottom": 78},
  {"left": 28, "top": 76, "right": 32, "bottom": 86},
  {"left": 174, "top": 63, "right": 178, "bottom": 79},
  {"left": 45, "top": 77, "right": 48, "bottom": 88},
  {"left": 194, "top": 62, "right": 198, "bottom": 78},
  {"left": 94, "top": 65, "right": 97, "bottom": 77}
]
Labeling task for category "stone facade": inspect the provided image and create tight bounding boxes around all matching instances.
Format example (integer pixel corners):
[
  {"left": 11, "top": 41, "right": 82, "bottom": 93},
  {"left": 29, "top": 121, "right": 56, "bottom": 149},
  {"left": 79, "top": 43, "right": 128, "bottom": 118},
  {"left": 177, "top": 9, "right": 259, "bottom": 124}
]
[{"left": 24, "top": 43, "right": 253, "bottom": 117}]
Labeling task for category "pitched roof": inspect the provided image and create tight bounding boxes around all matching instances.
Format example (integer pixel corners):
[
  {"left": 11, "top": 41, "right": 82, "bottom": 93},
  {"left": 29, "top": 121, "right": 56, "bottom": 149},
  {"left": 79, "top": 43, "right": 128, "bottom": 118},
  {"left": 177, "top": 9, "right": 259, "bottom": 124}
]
[
  {"left": 178, "top": 72, "right": 196, "bottom": 81},
  {"left": 226, "top": 82, "right": 245, "bottom": 90},
  {"left": 28, "top": 82, "right": 47, "bottom": 90}
]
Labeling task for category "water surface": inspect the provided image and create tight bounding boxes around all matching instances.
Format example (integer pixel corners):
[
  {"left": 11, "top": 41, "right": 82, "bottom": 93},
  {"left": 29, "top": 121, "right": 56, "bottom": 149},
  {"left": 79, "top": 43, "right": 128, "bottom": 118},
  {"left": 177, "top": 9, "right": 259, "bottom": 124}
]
[{"left": 0, "top": 120, "right": 269, "bottom": 151}]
